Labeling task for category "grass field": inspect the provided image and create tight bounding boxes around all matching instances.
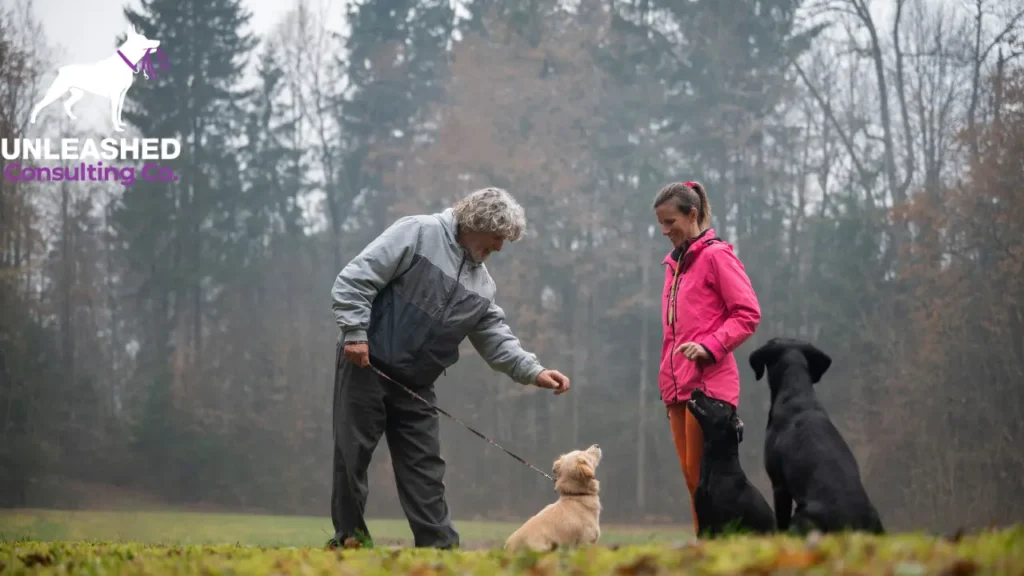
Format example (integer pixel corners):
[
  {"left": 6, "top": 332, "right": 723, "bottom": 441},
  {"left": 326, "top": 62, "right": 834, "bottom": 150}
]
[
  {"left": 2, "top": 509, "right": 1023, "bottom": 574},
  {"left": 0, "top": 508, "right": 691, "bottom": 548}
]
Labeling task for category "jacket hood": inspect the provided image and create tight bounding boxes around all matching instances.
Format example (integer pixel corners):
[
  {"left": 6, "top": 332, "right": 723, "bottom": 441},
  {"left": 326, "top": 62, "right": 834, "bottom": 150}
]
[
  {"left": 435, "top": 208, "right": 458, "bottom": 245},
  {"left": 663, "top": 228, "right": 723, "bottom": 267},
  {"left": 434, "top": 207, "right": 482, "bottom": 267}
]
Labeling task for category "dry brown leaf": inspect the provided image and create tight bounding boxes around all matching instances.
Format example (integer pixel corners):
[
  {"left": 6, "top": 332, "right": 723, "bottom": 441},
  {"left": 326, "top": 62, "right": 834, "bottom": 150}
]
[
  {"left": 940, "top": 559, "right": 980, "bottom": 576},
  {"left": 772, "top": 548, "right": 824, "bottom": 569},
  {"left": 407, "top": 563, "right": 440, "bottom": 576},
  {"left": 615, "top": 554, "right": 660, "bottom": 576},
  {"left": 19, "top": 553, "right": 54, "bottom": 567}
]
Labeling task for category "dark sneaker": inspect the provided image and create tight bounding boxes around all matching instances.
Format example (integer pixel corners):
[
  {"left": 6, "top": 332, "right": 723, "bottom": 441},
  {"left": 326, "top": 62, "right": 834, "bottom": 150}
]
[{"left": 327, "top": 534, "right": 370, "bottom": 549}]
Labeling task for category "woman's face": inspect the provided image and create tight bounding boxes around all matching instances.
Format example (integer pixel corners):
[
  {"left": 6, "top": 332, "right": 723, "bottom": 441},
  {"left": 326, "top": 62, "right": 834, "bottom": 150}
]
[{"left": 655, "top": 203, "right": 698, "bottom": 249}]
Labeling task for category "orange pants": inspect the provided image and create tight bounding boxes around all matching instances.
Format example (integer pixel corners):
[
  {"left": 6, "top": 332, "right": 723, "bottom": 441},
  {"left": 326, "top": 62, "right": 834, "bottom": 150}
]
[{"left": 668, "top": 403, "right": 703, "bottom": 534}]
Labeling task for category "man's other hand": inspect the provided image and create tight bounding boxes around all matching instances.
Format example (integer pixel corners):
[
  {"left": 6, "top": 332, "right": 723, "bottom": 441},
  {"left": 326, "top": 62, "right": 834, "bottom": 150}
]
[
  {"left": 535, "top": 369, "right": 570, "bottom": 395},
  {"left": 344, "top": 342, "right": 370, "bottom": 368}
]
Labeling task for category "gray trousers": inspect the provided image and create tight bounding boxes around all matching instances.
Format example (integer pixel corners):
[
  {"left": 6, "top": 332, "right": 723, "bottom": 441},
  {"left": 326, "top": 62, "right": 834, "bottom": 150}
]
[{"left": 330, "top": 342, "right": 460, "bottom": 548}]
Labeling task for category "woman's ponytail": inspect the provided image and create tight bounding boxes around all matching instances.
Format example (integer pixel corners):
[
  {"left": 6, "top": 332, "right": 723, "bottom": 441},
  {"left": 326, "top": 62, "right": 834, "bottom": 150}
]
[{"left": 686, "top": 181, "right": 712, "bottom": 230}]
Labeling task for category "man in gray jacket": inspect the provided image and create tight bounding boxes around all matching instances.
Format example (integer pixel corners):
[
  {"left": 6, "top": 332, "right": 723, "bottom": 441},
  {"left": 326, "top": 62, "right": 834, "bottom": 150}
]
[{"left": 328, "top": 187, "right": 571, "bottom": 549}]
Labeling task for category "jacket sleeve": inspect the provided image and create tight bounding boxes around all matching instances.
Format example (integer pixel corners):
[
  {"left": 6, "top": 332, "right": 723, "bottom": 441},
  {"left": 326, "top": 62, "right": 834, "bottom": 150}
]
[
  {"left": 331, "top": 216, "right": 421, "bottom": 343},
  {"left": 468, "top": 301, "right": 546, "bottom": 385},
  {"left": 699, "top": 247, "right": 761, "bottom": 363}
]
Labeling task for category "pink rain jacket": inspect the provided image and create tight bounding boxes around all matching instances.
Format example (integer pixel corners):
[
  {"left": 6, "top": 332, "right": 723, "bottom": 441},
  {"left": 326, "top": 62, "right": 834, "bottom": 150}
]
[{"left": 659, "top": 229, "right": 761, "bottom": 408}]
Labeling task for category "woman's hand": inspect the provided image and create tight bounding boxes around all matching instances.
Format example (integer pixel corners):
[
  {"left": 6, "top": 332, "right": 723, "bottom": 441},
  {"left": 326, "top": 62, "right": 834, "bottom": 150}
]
[{"left": 674, "top": 341, "right": 710, "bottom": 363}]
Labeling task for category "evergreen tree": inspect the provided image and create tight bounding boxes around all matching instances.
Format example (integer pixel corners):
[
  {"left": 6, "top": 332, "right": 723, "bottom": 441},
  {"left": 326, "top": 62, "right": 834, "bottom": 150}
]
[
  {"left": 241, "top": 47, "right": 307, "bottom": 244},
  {"left": 113, "top": 0, "right": 257, "bottom": 497},
  {"left": 649, "top": 0, "right": 821, "bottom": 237},
  {"left": 333, "top": 0, "right": 456, "bottom": 241},
  {"left": 232, "top": 44, "right": 306, "bottom": 433}
]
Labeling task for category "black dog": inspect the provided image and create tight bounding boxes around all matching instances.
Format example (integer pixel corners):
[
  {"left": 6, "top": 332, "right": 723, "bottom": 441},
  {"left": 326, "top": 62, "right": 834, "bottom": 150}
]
[
  {"left": 749, "top": 337, "right": 885, "bottom": 535},
  {"left": 686, "top": 388, "right": 776, "bottom": 537}
]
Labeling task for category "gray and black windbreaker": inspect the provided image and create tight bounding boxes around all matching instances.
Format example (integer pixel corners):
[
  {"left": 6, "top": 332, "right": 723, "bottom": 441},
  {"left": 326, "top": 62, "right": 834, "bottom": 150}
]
[{"left": 331, "top": 208, "right": 545, "bottom": 388}]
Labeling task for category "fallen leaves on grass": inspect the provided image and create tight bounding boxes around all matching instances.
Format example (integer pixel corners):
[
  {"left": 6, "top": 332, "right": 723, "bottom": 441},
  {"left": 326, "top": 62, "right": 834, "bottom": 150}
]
[
  {"left": 0, "top": 527, "right": 1021, "bottom": 575},
  {"left": 19, "top": 551, "right": 54, "bottom": 567},
  {"left": 407, "top": 561, "right": 448, "bottom": 576},
  {"left": 940, "top": 558, "right": 980, "bottom": 576},
  {"left": 772, "top": 548, "right": 824, "bottom": 569},
  {"left": 615, "top": 554, "right": 659, "bottom": 575}
]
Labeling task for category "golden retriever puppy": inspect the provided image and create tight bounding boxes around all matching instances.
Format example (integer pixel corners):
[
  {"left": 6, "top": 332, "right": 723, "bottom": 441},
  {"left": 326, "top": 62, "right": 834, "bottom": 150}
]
[{"left": 504, "top": 444, "right": 602, "bottom": 552}]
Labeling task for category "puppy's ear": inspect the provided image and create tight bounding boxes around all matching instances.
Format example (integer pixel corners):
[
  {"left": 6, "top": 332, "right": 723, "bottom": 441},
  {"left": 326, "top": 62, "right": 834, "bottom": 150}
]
[
  {"left": 731, "top": 414, "right": 744, "bottom": 443},
  {"left": 748, "top": 340, "right": 780, "bottom": 381},
  {"left": 575, "top": 461, "right": 595, "bottom": 481},
  {"left": 799, "top": 342, "right": 833, "bottom": 384}
]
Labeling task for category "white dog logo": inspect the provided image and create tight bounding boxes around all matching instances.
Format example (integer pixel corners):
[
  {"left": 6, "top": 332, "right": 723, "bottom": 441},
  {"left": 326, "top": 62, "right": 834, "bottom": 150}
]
[{"left": 29, "top": 26, "right": 162, "bottom": 132}]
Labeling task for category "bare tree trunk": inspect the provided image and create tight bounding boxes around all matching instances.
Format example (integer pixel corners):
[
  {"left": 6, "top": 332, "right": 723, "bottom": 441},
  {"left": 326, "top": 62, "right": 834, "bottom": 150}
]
[
  {"left": 172, "top": 175, "right": 187, "bottom": 408},
  {"left": 0, "top": 151, "right": 6, "bottom": 268},
  {"left": 967, "top": 0, "right": 984, "bottom": 163},
  {"left": 104, "top": 197, "right": 121, "bottom": 418},
  {"left": 191, "top": 115, "right": 203, "bottom": 381},
  {"left": 636, "top": 244, "right": 651, "bottom": 511},
  {"left": 965, "top": 0, "right": 1024, "bottom": 161},
  {"left": 570, "top": 289, "right": 582, "bottom": 448},
  {"left": 280, "top": 0, "right": 345, "bottom": 271},
  {"left": 60, "top": 167, "right": 75, "bottom": 395},
  {"left": 993, "top": 48, "right": 1005, "bottom": 125}
]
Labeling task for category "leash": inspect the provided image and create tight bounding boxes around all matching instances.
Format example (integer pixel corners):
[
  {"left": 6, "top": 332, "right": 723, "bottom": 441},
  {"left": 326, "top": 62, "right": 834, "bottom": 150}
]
[
  {"left": 118, "top": 47, "right": 170, "bottom": 79},
  {"left": 367, "top": 362, "right": 556, "bottom": 484}
]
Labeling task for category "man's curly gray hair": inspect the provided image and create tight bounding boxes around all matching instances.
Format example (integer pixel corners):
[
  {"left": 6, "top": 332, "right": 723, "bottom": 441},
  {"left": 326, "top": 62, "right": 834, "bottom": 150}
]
[{"left": 452, "top": 187, "right": 527, "bottom": 242}]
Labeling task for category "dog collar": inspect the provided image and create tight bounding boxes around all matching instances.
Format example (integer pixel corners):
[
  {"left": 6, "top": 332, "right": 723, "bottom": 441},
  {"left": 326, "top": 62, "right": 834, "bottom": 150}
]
[{"left": 118, "top": 49, "right": 144, "bottom": 71}]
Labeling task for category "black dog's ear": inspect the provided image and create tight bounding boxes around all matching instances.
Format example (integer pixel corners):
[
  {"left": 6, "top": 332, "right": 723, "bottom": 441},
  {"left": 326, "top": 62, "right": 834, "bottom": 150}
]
[
  {"left": 750, "top": 338, "right": 833, "bottom": 384},
  {"left": 748, "top": 340, "right": 780, "bottom": 381},
  {"left": 731, "top": 414, "right": 744, "bottom": 443},
  {"left": 799, "top": 342, "right": 833, "bottom": 384}
]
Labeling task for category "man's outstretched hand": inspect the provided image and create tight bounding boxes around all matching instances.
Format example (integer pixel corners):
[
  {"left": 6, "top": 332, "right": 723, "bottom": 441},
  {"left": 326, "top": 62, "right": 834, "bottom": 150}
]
[
  {"left": 344, "top": 342, "right": 370, "bottom": 368},
  {"left": 535, "top": 369, "right": 570, "bottom": 395}
]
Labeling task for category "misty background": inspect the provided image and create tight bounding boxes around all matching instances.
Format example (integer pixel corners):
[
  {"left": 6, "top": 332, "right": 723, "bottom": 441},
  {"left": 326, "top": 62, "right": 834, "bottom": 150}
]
[{"left": 1, "top": 0, "right": 1022, "bottom": 534}]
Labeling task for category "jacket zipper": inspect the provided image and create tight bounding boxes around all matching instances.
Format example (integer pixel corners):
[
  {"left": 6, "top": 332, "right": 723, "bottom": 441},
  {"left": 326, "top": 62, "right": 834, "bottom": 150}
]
[
  {"left": 670, "top": 257, "right": 682, "bottom": 404},
  {"left": 667, "top": 237, "right": 720, "bottom": 403},
  {"left": 441, "top": 253, "right": 467, "bottom": 324},
  {"left": 440, "top": 254, "right": 467, "bottom": 378},
  {"left": 417, "top": 251, "right": 466, "bottom": 380},
  {"left": 669, "top": 249, "right": 695, "bottom": 404}
]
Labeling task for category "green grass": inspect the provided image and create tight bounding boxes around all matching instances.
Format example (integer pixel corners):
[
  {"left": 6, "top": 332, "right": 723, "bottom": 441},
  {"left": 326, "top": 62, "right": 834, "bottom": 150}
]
[
  {"left": 2, "top": 528, "right": 1023, "bottom": 575},
  {"left": 1, "top": 510, "right": 1022, "bottom": 574},
  {"left": 0, "top": 509, "right": 691, "bottom": 548}
]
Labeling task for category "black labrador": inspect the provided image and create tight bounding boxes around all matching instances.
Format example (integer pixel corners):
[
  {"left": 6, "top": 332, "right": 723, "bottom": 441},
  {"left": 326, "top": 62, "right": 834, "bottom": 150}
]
[
  {"left": 686, "top": 388, "right": 776, "bottom": 537},
  {"left": 749, "top": 337, "right": 885, "bottom": 535}
]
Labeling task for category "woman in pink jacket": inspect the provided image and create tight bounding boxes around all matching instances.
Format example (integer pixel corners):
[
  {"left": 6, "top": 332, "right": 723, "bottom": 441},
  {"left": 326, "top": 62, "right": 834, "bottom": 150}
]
[{"left": 653, "top": 180, "right": 761, "bottom": 534}]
